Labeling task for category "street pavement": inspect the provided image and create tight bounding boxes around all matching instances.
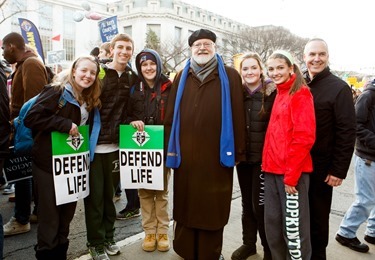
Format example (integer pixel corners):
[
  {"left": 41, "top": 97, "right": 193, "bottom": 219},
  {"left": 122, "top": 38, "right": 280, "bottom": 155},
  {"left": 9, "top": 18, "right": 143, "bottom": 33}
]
[{"left": 2, "top": 156, "right": 375, "bottom": 259}]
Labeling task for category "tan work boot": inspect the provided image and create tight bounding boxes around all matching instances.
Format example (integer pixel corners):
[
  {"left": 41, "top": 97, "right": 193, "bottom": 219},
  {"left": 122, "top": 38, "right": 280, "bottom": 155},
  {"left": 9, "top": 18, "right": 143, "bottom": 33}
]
[
  {"left": 157, "top": 233, "right": 171, "bottom": 252},
  {"left": 142, "top": 234, "right": 156, "bottom": 252}
]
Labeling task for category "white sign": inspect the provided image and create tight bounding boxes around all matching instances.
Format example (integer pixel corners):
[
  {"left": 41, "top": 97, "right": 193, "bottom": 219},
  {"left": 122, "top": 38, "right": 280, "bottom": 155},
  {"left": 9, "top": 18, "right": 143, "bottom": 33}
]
[
  {"left": 119, "top": 125, "right": 164, "bottom": 190},
  {"left": 51, "top": 126, "right": 90, "bottom": 205}
]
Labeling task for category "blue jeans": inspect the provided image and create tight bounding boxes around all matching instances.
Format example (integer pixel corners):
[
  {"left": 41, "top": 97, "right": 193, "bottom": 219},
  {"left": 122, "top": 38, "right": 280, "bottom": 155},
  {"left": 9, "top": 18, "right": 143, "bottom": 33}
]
[
  {"left": 14, "top": 178, "right": 32, "bottom": 225},
  {"left": 338, "top": 154, "right": 375, "bottom": 238}
]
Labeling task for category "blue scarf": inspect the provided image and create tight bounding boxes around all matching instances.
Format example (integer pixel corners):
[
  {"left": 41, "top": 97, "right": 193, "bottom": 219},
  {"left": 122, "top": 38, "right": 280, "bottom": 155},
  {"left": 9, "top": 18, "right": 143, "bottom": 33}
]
[{"left": 166, "top": 53, "right": 235, "bottom": 168}]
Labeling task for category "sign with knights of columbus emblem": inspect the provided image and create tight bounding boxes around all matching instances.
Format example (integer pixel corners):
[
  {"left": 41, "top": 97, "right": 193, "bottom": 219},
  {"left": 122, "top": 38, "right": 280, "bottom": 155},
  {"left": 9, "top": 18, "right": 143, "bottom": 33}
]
[
  {"left": 133, "top": 131, "right": 150, "bottom": 146},
  {"left": 67, "top": 133, "right": 84, "bottom": 150},
  {"left": 119, "top": 125, "right": 164, "bottom": 190},
  {"left": 51, "top": 125, "right": 90, "bottom": 205}
]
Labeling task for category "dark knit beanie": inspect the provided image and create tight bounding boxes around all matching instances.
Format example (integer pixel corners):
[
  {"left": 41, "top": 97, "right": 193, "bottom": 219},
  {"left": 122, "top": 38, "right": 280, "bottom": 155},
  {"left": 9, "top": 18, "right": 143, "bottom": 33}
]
[
  {"left": 188, "top": 29, "right": 216, "bottom": 47},
  {"left": 138, "top": 52, "right": 157, "bottom": 65}
]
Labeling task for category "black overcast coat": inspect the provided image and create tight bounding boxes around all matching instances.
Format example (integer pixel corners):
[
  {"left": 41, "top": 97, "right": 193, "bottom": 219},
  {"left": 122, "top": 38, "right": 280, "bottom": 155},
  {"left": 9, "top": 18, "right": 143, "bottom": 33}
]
[{"left": 304, "top": 67, "right": 356, "bottom": 179}]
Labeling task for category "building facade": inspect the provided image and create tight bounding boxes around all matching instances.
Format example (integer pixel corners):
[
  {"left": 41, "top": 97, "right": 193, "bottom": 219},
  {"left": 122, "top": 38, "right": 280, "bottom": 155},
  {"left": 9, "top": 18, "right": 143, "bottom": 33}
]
[
  {"left": 0, "top": 0, "right": 248, "bottom": 70},
  {"left": 109, "top": 0, "right": 248, "bottom": 69}
]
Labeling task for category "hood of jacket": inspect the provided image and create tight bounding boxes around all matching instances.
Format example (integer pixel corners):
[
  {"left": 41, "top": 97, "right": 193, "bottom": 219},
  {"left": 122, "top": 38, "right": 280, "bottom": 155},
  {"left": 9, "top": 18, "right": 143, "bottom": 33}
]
[
  {"left": 364, "top": 80, "right": 375, "bottom": 91},
  {"left": 135, "top": 49, "right": 163, "bottom": 88}
]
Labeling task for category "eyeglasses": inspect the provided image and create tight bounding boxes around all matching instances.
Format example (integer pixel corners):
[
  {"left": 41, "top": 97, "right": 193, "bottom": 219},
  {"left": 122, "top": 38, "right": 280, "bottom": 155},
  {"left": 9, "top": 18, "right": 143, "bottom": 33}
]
[{"left": 192, "top": 42, "right": 214, "bottom": 49}]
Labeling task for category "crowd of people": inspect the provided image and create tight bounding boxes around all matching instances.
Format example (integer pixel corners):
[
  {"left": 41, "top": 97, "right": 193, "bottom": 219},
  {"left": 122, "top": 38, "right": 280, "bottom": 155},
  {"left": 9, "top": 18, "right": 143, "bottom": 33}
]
[{"left": 0, "top": 28, "right": 373, "bottom": 260}]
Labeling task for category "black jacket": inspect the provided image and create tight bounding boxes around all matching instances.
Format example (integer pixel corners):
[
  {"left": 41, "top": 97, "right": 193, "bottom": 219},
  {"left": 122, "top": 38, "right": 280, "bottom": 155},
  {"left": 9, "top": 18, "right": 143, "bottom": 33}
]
[
  {"left": 127, "top": 74, "right": 171, "bottom": 125},
  {"left": 24, "top": 85, "right": 100, "bottom": 173},
  {"left": 304, "top": 67, "right": 356, "bottom": 179},
  {"left": 129, "top": 49, "right": 172, "bottom": 125},
  {"left": 98, "top": 64, "right": 138, "bottom": 144},
  {"left": 242, "top": 80, "right": 276, "bottom": 163},
  {"left": 354, "top": 83, "right": 375, "bottom": 161},
  {"left": 0, "top": 66, "right": 10, "bottom": 159}
]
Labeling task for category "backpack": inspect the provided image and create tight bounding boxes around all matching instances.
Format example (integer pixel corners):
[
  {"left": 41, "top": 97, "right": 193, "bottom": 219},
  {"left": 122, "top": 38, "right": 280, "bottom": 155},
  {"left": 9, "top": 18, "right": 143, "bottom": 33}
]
[{"left": 13, "top": 93, "right": 66, "bottom": 154}]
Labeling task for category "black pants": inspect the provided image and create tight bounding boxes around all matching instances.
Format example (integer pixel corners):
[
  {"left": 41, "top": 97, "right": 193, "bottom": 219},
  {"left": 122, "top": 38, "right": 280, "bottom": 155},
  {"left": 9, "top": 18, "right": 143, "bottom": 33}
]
[
  {"left": 236, "top": 163, "right": 270, "bottom": 252},
  {"left": 33, "top": 163, "right": 76, "bottom": 252},
  {"left": 309, "top": 170, "right": 333, "bottom": 260},
  {"left": 125, "top": 188, "right": 140, "bottom": 210}
]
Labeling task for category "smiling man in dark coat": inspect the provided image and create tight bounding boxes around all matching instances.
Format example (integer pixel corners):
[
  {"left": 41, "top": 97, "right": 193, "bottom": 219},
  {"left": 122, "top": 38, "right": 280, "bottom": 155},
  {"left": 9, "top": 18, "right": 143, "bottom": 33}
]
[{"left": 165, "top": 29, "right": 246, "bottom": 260}]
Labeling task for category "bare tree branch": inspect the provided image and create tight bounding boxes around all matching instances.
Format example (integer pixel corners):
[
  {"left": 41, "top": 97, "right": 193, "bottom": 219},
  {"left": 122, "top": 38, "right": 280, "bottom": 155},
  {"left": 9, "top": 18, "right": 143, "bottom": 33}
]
[
  {"left": 221, "top": 25, "right": 309, "bottom": 66},
  {"left": 0, "top": 0, "right": 39, "bottom": 25}
]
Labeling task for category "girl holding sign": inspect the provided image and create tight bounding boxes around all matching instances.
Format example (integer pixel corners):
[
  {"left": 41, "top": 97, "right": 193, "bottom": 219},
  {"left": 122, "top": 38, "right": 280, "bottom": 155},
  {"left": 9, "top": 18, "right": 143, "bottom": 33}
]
[
  {"left": 24, "top": 55, "right": 101, "bottom": 259},
  {"left": 124, "top": 49, "right": 172, "bottom": 252}
]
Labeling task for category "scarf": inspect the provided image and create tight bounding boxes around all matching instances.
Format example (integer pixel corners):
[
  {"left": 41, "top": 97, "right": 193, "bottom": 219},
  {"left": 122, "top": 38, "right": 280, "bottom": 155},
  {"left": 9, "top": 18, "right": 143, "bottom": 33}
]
[
  {"left": 166, "top": 53, "right": 235, "bottom": 168},
  {"left": 190, "top": 55, "right": 217, "bottom": 82}
]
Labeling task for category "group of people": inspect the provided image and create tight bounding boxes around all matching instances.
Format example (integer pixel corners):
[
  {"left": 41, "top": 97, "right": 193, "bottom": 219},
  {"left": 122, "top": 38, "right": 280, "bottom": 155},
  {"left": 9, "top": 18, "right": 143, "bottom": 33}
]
[
  {"left": 232, "top": 35, "right": 374, "bottom": 260},
  {"left": 0, "top": 27, "right": 372, "bottom": 260},
  {"left": 0, "top": 32, "right": 171, "bottom": 260}
]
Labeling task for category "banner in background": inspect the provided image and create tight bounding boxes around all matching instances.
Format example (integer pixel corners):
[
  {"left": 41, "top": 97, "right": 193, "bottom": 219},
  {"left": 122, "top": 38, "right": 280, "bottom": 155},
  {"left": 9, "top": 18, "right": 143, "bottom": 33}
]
[
  {"left": 47, "top": 49, "right": 66, "bottom": 64},
  {"left": 18, "top": 18, "right": 45, "bottom": 64},
  {"left": 119, "top": 125, "right": 164, "bottom": 190},
  {"left": 3, "top": 147, "right": 32, "bottom": 183},
  {"left": 98, "top": 16, "right": 118, "bottom": 43},
  {"left": 52, "top": 125, "right": 90, "bottom": 205}
]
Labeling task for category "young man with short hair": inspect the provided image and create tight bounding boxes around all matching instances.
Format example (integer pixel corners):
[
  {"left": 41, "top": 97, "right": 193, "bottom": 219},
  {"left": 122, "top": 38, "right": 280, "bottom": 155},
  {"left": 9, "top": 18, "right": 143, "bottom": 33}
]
[{"left": 83, "top": 33, "right": 138, "bottom": 260}]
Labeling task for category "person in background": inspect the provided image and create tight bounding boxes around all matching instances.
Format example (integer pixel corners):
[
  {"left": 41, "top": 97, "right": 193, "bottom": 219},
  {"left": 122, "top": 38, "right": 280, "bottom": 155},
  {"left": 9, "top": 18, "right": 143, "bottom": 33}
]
[
  {"left": 262, "top": 50, "right": 315, "bottom": 259},
  {"left": 1, "top": 32, "right": 48, "bottom": 237},
  {"left": 231, "top": 52, "right": 275, "bottom": 260},
  {"left": 164, "top": 28, "right": 246, "bottom": 260},
  {"left": 0, "top": 60, "right": 10, "bottom": 190},
  {"left": 45, "top": 66, "right": 55, "bottom": 83},
  {"left": 115, "top": 187, "right": 140, "bottom": 220},
  {"left": 303, "top": 38, "right": 356, "bottom": 260},
  {"left": 335, "top": 78, "right": 375, "bottom": 253},
  {"left": 83, "top": 33, "right": 138, "bottom": 260},
  {"left": 90, "top": 47, "right": 100, "bottom": 61},
  {"left": 123, "top": 49, "right": 172, "bottom": 252},
  {"left": 0, "top": 59, "right": 11, "bottom": 260},
  {"left": 98, "top": 42, "right": 113, "bottom": 64},
  {"left": 53, "top": 64, "right": 63, "bottom": 75},
  {"left": 0, "top": 60, "right": 12, "bottom": 197},
  {"left": 24, "top": 55, "right": 101, "bottom": 259}
]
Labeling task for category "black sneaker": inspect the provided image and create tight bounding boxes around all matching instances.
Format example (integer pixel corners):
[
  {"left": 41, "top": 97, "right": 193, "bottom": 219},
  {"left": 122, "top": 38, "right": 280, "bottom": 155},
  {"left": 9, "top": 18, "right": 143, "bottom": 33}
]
[
  {"left": 231, "top": 244, "right": 257, "bottom": 260},
  {"left": 364, "top": 235, "right": 375, "bottom": 245},
  {"left": 335, "top": 234, "right": 369, "bottom": 253},
  {"left": 116, "top": 208, "right": 140, "bottom": 220},
  {"left": 88, "top": 245, "right": 109, "bottom": 260}
]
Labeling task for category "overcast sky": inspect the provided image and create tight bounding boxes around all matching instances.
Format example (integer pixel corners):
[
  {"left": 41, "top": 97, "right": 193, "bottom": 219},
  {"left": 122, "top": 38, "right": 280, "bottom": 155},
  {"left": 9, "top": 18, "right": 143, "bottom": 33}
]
[{"left": 186, "top": 0, "right": 374, "bottom": 74}]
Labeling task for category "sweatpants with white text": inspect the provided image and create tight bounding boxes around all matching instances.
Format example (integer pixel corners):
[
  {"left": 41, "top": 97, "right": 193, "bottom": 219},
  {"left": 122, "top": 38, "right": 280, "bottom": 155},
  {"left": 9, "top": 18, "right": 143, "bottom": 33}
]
[{"left": 264, "top": 173, "right": 311, "bottom": 260}]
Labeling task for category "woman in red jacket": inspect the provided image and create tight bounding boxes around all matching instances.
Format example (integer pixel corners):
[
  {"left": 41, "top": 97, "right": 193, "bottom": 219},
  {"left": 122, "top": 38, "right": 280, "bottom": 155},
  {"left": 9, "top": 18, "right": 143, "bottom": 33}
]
[{"left": 262, "top": 50, "right": 316, "bottom": 260}]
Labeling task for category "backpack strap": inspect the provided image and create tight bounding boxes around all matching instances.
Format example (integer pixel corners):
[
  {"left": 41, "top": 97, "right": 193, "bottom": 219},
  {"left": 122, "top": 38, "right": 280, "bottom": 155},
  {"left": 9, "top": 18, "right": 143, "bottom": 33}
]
[
  {"left": 33, "top": 93, "right": 66, "bottom": 143},
  {"left": 54, "top": 92, "right": 67, "bottom": 114}
]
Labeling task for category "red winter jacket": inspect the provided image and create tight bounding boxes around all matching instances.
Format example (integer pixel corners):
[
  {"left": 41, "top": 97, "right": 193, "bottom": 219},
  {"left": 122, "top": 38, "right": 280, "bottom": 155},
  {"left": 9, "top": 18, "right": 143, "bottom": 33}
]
[{"left": 262, "top": 74, "right": 316, "bottom": 186}]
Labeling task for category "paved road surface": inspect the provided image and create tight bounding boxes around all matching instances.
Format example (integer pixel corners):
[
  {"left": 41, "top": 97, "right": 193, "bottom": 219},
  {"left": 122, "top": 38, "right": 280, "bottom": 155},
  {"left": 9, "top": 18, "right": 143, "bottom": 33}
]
[{"left": 2, "top": 156, "right": 374, "bottom": 259}]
